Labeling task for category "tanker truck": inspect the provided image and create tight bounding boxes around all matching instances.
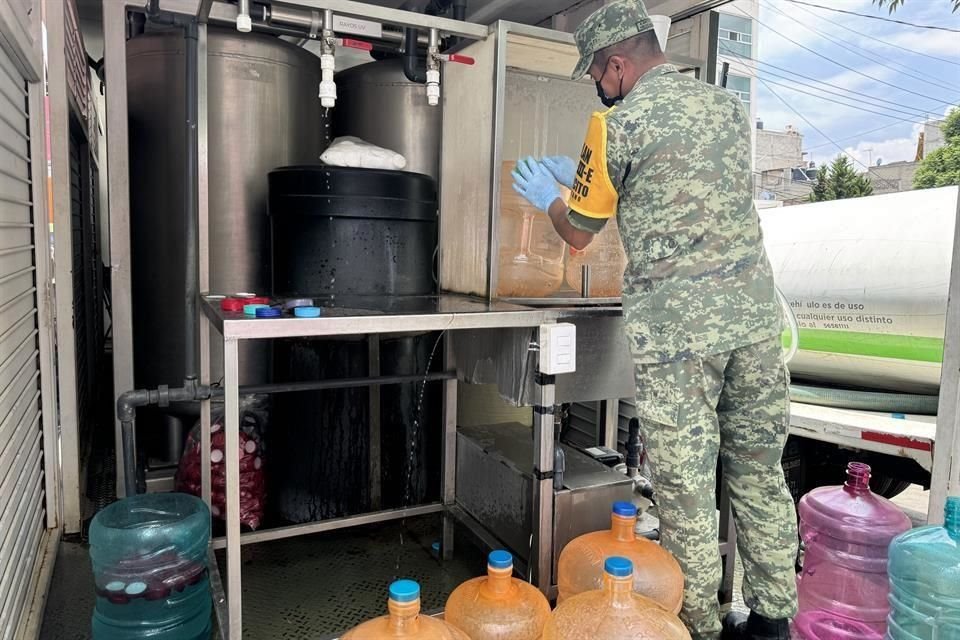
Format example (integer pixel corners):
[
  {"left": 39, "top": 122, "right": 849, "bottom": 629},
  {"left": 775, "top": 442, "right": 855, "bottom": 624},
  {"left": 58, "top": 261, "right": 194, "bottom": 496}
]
[{"left": 758, "top": 186, "right": 959, "bottom": 501}]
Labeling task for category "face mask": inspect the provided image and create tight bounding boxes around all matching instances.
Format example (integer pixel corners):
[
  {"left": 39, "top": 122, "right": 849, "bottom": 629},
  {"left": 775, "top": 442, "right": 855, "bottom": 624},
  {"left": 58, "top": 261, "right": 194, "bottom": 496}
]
[{"left": 595, "top": 62, "right": 625, "bottom": 108}]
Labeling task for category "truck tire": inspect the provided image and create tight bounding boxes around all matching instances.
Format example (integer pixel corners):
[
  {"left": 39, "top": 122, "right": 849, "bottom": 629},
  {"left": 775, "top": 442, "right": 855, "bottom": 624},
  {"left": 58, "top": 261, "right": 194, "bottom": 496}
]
[{"left": 870, "top": 474, "right": 912, "bottom": 500}]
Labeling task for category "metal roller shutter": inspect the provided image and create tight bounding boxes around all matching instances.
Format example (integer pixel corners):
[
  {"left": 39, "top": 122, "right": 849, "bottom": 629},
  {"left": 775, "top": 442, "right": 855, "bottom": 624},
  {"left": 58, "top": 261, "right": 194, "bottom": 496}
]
[{"left": 0, "top": 19, "right": 48, "bottom": 638}]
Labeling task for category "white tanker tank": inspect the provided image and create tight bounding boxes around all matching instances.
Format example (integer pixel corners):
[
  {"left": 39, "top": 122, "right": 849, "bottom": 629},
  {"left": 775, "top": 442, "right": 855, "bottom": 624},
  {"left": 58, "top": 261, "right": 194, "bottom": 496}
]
[{"left": 760, "top": 186, "right": 959, "bottom": 395}]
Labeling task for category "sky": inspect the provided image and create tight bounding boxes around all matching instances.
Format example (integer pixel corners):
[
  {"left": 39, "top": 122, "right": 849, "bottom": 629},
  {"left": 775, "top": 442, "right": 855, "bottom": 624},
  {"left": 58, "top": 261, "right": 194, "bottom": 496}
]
[{"left": 749, "top": 0, "right": 960, "bottom": 169}]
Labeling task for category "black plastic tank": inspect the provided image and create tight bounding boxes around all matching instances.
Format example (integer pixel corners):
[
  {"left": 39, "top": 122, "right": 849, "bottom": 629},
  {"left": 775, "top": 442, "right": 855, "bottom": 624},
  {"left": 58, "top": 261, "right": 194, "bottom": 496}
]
[
  {"left": 270, "top": 166, "right": 437, "bottom": 297},
  {"left": 268, "top": 166, "right": 441, "bottom": 523}
]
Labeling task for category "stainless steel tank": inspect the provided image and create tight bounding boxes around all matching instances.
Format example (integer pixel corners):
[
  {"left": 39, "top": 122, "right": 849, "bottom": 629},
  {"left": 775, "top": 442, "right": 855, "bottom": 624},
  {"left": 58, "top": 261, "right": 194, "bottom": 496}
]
[
  {"left": 127, "top": 29, "right": 326, "bottom": 462},
  {"left": 333, "top": 59, "right": 441, "bottom": 180}
]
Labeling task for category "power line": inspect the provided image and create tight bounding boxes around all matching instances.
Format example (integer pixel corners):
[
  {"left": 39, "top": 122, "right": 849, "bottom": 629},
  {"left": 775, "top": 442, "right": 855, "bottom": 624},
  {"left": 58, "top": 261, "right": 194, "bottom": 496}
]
[
  {"left": 757, "top": 76, "right": 891, "bottom": 176},
  {"left": 760, "top": 76, "right": 932, "bottom": 122},
  {"left": 782, "top": 0, "right": 960, "bottom": 33},
  {"left": 772, "top": 0, "right": 960, "bottom": 68},
  {"left": 731, "top": 5, "right": 958, "bottom": 107},
  {"left": 719, "top": 44, "right": 941, "bottom": 120},
  {"left": 804, "top": 121, "right": 925, "bottom": 151},
  {"left": 761, "top": 0, "right": 960, "bottom": 94}
]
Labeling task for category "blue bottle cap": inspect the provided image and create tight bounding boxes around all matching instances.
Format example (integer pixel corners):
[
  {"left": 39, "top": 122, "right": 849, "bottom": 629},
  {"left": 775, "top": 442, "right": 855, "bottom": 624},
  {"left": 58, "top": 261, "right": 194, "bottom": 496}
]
[
  {"left": 613, "top": 501, "right": 638, "bottom": 518},
  {"left": 243, "top": 304, "right": 268, "bottom": 316},
  {"left": 389, "top": 580, "right": 420, "bottom": 603},
  {"left": 255, "top": 307, "right": 282, "bottom": 318},
  {"left": 488, "top": 550, "right": 513, "bottom": 570},
  {"left": 604, "top": 557, "right": 633, "bottom": 578},
  {"left": 293, "top": 306, "right": 322, "bottom": 318}
]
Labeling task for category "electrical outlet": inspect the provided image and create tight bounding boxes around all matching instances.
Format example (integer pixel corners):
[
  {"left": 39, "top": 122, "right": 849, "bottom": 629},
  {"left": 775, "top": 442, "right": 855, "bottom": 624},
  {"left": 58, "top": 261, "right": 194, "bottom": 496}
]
[{"left": 538, "top": 323, "right": 576, "bottom": 375}]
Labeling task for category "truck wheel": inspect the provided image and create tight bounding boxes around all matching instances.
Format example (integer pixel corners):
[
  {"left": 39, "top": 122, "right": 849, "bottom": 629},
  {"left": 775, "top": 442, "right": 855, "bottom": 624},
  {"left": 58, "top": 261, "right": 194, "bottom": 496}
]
[{"left": 870, "top": 474, "right": 912, "bottom": 500}]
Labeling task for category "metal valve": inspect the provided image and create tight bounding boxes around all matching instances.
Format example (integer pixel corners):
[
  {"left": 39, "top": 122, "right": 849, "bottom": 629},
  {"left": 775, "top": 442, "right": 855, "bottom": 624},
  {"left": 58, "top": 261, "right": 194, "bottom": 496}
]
[
  {"left": 424, "top": 29, "right": 475, "bottom": 107},
  {"left": 317, "top": 10, "right": 374, "bottom": 109}
]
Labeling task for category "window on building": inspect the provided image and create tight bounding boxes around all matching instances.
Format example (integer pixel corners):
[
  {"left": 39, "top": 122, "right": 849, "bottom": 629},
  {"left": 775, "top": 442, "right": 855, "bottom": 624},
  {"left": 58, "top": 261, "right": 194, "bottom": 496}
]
[
  {"left": 718, "top": 14, "right": 753, "bottom": 58},
  {"left": 725, "top": 73, "right": 751, "bottom": 107}
]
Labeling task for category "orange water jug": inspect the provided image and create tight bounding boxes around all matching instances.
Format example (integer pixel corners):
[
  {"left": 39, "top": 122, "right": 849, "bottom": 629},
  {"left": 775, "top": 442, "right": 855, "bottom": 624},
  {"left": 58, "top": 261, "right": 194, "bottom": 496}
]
[
  {"left": 557, "top": 502, "right": 683, "bottom": 612},
  {"left": 341, "top": 580, "right": 470, "bottom": 640},
  {"left": 544, "top": 557, "right": 691, "bottom": 640},
  {"left": 564, "top": 217, "right": 626, "bottom": 297},
  {"left": 445, "top": 550, "right": 552, "bottom": 640},
  {"left": 497, "top": 161, "right": 568, "bottom": 298}
]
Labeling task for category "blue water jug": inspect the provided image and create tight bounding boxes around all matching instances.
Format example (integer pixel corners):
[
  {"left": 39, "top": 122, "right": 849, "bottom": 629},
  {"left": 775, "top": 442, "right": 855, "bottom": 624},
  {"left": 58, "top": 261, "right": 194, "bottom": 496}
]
[
  {"left": 89, "top": 493, "right": 211, "bottom": 639},
  {"left": 886, "top": 496, "right": 960, "bottom": 639}
]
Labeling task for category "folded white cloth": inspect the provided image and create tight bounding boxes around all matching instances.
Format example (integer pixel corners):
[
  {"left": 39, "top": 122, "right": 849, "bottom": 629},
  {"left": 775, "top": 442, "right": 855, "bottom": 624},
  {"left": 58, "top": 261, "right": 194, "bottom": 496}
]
[{"left": 320, "top": 136, "right": 407, "bottom": 170}]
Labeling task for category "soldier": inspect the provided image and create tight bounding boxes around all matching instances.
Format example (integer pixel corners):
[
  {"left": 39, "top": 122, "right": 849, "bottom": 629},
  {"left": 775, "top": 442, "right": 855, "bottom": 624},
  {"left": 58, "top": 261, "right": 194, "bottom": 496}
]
[{"left": 510, "top": 1, "right": 798, "bottom": 639}]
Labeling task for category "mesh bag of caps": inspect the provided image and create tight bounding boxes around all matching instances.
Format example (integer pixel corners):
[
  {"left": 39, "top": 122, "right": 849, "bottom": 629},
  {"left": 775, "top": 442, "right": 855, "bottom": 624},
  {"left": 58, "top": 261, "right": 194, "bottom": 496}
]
[{"left": 176, "top": 395, "right": 268, "bottom": 529}]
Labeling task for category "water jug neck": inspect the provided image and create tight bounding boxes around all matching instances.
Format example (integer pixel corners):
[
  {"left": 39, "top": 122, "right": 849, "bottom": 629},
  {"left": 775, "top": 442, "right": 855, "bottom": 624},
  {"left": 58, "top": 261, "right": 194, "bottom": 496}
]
[
  {"left": 484, "top": 566, "right": 515, "bottom": 597},
  {"left": 843, "top": 462, "right": 872, "bottom": 495},
  {"left": 946, "top": 497, "right": 960, "bottom": 541},
  {"left": 611, "top": 514, "right": 636, "bottom": 542},
  {"left": 388, "top": 600, "right": 421, "bottom": 633},
  {"left": 604, "top": 573, "right": 635, "bottom": 608}
]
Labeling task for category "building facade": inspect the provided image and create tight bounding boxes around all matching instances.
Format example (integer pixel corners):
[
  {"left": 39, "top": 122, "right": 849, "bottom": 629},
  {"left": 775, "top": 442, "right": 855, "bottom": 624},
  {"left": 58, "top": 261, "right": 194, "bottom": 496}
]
[{"left": 716, "top": 0, "right": 759, "bottom": 159}]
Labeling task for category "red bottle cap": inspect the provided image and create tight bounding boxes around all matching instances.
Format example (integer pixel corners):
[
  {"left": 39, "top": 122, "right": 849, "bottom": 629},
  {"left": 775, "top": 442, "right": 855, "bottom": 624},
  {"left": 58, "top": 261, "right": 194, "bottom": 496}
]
[{"left": 221, "top": 298, "right": 246, "bottom": 312}]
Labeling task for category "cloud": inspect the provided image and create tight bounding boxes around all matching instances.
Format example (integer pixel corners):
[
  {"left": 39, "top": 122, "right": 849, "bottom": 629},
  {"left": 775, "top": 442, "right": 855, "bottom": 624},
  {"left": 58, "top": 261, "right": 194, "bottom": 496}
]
[{"left": 840, "top": 125, "right": 924, "bottom": 168}]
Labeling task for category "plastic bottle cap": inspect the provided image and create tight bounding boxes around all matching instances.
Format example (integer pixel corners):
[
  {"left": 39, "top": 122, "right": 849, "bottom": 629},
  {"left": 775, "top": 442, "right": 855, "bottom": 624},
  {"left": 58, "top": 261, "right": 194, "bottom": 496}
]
[
  {"left": 246, "top": 296, "right": 271, "bottom": 305},
  {"left": 255, "top": 307, "right": 282, "bottom": 319},
  {"left": 243, "top": 304, "right": 269, "bottom": 316},
  {"left": 389, "top": 580, "right": 420, "bottom": 603},
  {"left": 221, "top": 298, "right": 246, "bottom": 313},
  {"left": 488, "top": 550, "right": 513, "bottom": 570},
  {"left": 613, "top": 501, "right": 638, "bottom": 518},
  {"left": 604, "top": 557, "right": 633, "bottom": 578},
  {"left": 284, "top": 298, "right": 314, "bottom": 310},
  {"left": 105, "top": 581, "right": 126, "bottom": 592},
  {"left": 125, "top": 582, "right": 148, "bottom": 596},
  {"left": 294, "top": 306, "right": 322, "bottom": 318}
]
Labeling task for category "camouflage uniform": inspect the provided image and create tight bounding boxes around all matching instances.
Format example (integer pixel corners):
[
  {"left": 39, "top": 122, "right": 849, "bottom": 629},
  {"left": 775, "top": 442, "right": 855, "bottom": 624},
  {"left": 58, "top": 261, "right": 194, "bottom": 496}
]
[{"left": 566, "top": 2, "right": 799, "bottom": 638}]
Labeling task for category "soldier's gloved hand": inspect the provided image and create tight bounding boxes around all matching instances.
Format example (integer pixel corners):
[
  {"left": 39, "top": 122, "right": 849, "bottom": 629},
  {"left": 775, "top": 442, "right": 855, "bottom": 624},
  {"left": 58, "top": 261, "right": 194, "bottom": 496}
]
[
  {"left": 511, "top": 157, "right": 562, "bottom": 214},
  {"left": 541, "top": 155, "right": 577, "bottom": 189}
]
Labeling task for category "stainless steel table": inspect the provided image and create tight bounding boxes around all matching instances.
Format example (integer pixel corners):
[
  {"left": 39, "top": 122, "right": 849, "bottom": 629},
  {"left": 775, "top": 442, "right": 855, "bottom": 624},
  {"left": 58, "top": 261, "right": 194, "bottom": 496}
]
[{"left": 199, "top": 293, "right": 571, "bottom": 639}]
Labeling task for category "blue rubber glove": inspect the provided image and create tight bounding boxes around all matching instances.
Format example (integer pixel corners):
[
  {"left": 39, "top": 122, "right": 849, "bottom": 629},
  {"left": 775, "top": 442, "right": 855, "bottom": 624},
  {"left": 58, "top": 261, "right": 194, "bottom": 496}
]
[
  {"left": 541, "top": 155, "right": 577, "bottom": 189},
  {"left": 511, "top": 157, "right": 562, "bottom": 214}
]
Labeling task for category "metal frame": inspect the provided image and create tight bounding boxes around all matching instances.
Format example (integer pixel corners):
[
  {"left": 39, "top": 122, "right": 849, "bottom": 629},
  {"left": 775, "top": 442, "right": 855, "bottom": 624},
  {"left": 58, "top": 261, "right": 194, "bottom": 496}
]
[
  {"left": 930, "top": 192, "right": 960, "bottom": 523},
  {"left": 199, "top": 296, "right": 563, "bottom": 638},
  {"left": 44, "top": 0, "right": 83, "bottom": 534}
]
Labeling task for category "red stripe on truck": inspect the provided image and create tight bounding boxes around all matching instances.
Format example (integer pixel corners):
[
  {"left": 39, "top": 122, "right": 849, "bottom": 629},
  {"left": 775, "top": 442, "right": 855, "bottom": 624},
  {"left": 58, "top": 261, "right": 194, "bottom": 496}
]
[{"left": 861, "top": 431, "right": 933, "bottom": 452}]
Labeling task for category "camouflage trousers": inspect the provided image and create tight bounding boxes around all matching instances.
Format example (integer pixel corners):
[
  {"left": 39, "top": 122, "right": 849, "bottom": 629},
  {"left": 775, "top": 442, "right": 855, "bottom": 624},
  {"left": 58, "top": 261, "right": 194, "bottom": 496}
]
[{"left": 633, "top": 337, "right": 798, "bottom": 640}]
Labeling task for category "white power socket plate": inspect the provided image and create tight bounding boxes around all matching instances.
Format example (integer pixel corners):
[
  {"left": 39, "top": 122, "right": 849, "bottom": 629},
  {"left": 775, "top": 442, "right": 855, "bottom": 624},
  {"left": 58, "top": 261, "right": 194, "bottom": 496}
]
[{"left": 539, "top": 323, "right": 576, "bottom": 375}]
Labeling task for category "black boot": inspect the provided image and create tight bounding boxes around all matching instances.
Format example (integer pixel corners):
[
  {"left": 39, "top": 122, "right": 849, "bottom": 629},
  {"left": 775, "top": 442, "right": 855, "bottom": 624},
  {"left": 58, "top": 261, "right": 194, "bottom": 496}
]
[{"left": 722, "top": 611, "right": 791, "bottom": 640}]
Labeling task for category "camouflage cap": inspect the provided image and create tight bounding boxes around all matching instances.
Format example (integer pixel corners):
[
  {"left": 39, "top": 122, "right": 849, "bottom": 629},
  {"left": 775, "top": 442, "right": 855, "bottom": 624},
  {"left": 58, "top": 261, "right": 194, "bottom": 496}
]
[{"left": 571, "top": 0, "right": 654, "bottom": 80}]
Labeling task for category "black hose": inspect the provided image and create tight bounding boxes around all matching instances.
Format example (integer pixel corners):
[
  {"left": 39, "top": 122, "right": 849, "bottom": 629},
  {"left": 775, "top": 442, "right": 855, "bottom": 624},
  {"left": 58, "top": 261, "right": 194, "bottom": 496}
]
[{"left": 402, "top": 27, "right": 426, "bottom": 83}]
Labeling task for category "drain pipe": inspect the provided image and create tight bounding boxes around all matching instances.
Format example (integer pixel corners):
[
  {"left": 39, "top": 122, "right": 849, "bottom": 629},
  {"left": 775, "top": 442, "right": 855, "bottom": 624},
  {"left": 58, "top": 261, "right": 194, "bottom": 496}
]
[{"left": 118, "top": 380, "right": 213, "bottom": 497}]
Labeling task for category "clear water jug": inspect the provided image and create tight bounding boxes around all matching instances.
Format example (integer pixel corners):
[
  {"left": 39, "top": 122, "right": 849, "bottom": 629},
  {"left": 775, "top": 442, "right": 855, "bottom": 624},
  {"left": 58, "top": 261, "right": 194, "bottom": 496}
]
[
  {"left": 795, "top": 462, "right": 912, "bottom": 637},
  {"left": 342, "top": 580, "right": 471, "bottom": 640},
  {"left": 89, "top": 493, "right": 211, "bottom": 640},
  {"left": 886, "top": 496, "right": 960, "bottom": 639},
  {"left": 544, "top": 557, "right": 690, "bottom": 640},
  {"left": 564, "top": 217, "right": 626, "bottom": 297},
  {"left": 497, "top": 161, "right": 567, "bottom": 298},
  {"left": 557, "top": 501, "right": 684, "bottom": 612},
  {"left": 444, "top": 550, "right": 552, "bottom": 640}
]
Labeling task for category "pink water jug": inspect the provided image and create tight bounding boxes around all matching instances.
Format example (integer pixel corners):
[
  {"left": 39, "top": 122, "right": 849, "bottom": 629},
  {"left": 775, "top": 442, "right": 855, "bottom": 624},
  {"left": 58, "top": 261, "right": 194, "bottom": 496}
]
[{"left": 794, "top": 462, "right": 911, "bottom": 638}]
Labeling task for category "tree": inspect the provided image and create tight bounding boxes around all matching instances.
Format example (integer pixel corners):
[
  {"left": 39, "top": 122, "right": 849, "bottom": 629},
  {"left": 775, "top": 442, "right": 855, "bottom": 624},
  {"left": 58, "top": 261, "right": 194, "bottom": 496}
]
[
  {"left": 809, "top": 156, "right": 874, "bottom": 202},
  {"left": 914, "top": 109, "right": 960, "bottom": 189},
  {"left": 810, "top": 166, "right": 828, "bottom": 203},
  {"left": 873, "top": 0, "right": 960, "bottom": 12}
]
